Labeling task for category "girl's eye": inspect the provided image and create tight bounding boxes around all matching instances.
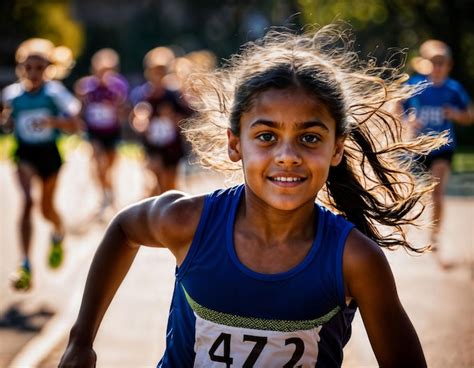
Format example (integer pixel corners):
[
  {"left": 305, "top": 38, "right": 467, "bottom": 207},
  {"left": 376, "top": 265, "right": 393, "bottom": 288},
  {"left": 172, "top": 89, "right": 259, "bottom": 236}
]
[
  {"left": 301, "top": 134, "right": 320, "bottom": 144},
  {"left": 257, "top": 133, "right": 275, "bottom": 142}
]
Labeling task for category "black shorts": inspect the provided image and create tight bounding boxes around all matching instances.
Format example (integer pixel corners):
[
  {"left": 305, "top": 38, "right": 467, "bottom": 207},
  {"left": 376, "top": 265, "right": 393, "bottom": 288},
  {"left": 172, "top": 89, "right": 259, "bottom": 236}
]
[
  {"left": 15, "top": 142, "right": 62, "bottom": 179},
  {"left": 416, "top": 150, "right": 454, "bottom": 171},
  {"left": 88, "top": 130, "right": 121, "bottom": 151}
]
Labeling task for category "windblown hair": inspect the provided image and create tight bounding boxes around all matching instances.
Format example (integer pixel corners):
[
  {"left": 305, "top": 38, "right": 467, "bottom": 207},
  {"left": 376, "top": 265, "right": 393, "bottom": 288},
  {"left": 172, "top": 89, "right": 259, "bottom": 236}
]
[{"left": 183, "top": 24, "right": 447, "bottom": 253}]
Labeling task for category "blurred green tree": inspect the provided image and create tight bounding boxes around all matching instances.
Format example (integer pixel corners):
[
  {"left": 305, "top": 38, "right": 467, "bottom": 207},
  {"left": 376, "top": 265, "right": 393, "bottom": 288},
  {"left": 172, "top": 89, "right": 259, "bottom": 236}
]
[
  {"left": 0, "top": 0, "right": 84, "bottom": 60},
  {"left": 299, "top": 0, "right": 474, "bottom": 145},
  {"left": 298, "top": 0, "right": 474, "bottom": 92}
]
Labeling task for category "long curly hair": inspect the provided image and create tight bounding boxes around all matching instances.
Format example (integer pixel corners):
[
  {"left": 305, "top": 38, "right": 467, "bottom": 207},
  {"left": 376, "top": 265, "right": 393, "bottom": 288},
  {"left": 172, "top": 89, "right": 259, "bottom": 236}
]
[{"left": 183, "top": 24, "right": 447, "bottom": 253}]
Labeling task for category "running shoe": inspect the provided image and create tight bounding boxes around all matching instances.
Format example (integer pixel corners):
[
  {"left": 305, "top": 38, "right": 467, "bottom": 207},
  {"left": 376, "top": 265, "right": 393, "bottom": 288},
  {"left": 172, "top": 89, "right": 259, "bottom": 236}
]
[
  {"left": 48, "top": 234, "right": 64, "bottom": 269},
  {"left": 10, "top": 266, "right": 32, "bottom": 291}
]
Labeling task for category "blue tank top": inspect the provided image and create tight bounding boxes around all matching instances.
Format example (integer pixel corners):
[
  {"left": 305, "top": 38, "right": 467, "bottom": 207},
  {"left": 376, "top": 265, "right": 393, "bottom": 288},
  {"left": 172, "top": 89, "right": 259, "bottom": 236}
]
[
  {"left": 404, "top": 75, "right": 471, "bottom": 154},
  {"left": 158, "top": 185, "right": 356, "bottom": 367}
]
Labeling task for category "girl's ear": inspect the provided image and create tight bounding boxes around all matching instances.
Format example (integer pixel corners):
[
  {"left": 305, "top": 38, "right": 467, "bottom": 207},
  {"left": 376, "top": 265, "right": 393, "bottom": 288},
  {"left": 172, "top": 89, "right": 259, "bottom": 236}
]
[
  {"left": 330, "top": 135, "right": 346, "bottom": 167},
  {"left": 227, "top": 128, "right": 242, "bottom": 162}
]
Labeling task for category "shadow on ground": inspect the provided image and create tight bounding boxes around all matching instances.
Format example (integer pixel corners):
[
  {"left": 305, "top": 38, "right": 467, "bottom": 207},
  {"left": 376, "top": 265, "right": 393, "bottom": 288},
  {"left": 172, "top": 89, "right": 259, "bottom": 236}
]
[
  {"left": 0, "top": 303, "right": 54, "bottom": 367},
  {"left": 0, "top": 303, "right": 54, "bottom": 332}
]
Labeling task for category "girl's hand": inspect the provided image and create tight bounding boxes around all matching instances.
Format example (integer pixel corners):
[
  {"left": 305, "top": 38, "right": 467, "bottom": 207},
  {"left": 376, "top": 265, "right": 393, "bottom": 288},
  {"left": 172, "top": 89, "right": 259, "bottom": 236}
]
[
  {"left": 0, "top": 116, "right": 14, "bottom": 133},
  {"left": 58, "top": 343, "right": 97, "bottom": 368},
  {"left": 40, "top": 116, "right": 84, "bottom": 133},
  {"left": 130, "top": 101, "right": 152, "bottom": 133},
  {"left": 34, "top": 117, "right": 55, "bottom": 130},
  {"left": 410, "top": 117, "right": 424, "bottom": 135},
  {"left": 403, "top": 109, "right": 424, "bottom": 135}
]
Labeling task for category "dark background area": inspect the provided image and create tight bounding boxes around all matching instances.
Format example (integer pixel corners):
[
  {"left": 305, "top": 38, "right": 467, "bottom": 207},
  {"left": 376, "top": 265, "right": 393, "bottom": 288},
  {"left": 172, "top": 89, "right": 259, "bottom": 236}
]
[{"left": 1, "top": 0, "right": 473, "bottom": 145}]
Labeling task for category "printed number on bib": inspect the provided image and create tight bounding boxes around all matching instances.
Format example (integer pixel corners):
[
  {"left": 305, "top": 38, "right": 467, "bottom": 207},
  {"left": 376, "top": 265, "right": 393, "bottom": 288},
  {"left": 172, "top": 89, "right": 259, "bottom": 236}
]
[
  {"left": 16, "top": 108, "right": 54, "bottom": 143},
  {"left": 147, "top": 117, "right": 177, "bottom": 146},
  {"left": 194, "top": 316, "right": 320, "bottom": 367},
  {"left": 85, "top": 103, "right": 117, "bottom": 129},
  {"left": 208, "top": 333, "right": 305, "bottom": 368}
]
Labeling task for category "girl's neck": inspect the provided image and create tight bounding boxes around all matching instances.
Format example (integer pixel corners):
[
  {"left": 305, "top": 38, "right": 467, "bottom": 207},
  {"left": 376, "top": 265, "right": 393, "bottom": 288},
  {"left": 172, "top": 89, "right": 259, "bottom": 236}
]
[
  {"left": 25, "top": 82, "right": 45, "bottom": 94},
  {"left": 429, "top": 75, "right": 447, "bottom": 86},
  {"left": 237, "top": 193, "right": 316, "bottom": 245},
  {"left": 233, "top": 193, "right": 317, "bottom": 274}
]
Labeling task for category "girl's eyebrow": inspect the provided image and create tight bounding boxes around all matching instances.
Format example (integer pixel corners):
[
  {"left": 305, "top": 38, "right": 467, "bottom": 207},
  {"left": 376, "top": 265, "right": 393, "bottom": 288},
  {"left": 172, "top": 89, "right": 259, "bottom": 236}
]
[{"left": 250, "top": 119, "right": 329, "bottom": 132}]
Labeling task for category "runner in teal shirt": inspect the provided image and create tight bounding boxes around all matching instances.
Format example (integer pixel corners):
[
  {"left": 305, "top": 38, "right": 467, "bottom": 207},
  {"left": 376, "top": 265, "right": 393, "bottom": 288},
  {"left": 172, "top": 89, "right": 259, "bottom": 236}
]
[{"left": 1, "top": 38, "right": 82, "bottom": 291}]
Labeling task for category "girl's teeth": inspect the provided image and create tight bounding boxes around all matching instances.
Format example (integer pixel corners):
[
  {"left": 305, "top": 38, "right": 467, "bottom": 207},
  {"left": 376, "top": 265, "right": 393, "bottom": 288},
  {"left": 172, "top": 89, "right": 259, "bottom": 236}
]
[{"left": 274, "top": 177, "right": 301, "bottom": 182}]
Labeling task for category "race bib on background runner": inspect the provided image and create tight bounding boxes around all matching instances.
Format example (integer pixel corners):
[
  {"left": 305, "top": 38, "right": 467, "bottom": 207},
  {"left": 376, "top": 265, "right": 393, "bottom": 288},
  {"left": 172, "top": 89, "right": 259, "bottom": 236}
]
[
  {"left": 85, "top": 102, "right": 117, "bottom": 129},
  {"left": 16, "top": 108, "right": 54, "bottom": 143},
  {"left": 146, "top": 117, "right": 177, "bottom": 146}
]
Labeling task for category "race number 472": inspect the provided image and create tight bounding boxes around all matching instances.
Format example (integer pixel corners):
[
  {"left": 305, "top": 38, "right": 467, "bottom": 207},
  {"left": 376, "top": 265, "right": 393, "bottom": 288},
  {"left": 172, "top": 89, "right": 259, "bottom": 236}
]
[{"left": 208, "top": 332, "right": 305, "bottom": 368}]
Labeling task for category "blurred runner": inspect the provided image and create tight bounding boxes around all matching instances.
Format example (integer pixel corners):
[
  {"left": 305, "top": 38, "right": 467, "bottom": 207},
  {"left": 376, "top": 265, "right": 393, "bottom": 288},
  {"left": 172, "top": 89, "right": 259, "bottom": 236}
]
[
  {"left": 1, "top": 38, "right": 81, "bottom": 291},
  {"left": 404, "top": 40, "right": 473, "bottom": 252},
  {"left": 75, "top": 48, "right": 129, "bottom": 214},
  {"left": 130, "top": 47, "right": 191, "bottom": 196}
]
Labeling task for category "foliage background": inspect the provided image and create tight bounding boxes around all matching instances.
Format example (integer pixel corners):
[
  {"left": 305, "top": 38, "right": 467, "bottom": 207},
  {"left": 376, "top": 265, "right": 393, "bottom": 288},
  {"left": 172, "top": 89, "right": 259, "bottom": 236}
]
[{"left": 1, "top": 0, "right": 473, "bottom": 144}]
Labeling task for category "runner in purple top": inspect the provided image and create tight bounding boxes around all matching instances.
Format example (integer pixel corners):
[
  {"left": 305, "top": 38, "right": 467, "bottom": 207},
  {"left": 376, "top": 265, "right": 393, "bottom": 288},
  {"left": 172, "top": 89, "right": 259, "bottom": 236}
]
[{"left": 75, "top": 48, "right": 129, "bottom": 213}]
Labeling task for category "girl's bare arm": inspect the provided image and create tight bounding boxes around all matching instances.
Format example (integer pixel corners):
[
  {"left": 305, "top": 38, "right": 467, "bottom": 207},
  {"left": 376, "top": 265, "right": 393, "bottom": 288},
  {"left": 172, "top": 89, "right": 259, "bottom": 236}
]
[
  {"left": 343, "top": 229, "right": 427, "bottom": 368},
  {"left": 444, "top": 104, "right": 473, "bottom": 125},
  {"left": 59, "top": 191, "right": 204, "bottom": 367},
  {"left": 42, "top": 115, "right": 83, "bottom": 134}
]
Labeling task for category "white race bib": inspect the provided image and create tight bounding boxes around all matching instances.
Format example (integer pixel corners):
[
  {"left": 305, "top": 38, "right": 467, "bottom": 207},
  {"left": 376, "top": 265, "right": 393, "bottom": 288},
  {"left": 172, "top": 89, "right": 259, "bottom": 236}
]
[
  {"left": 85, "top": 102, "right": 117, "bottom": 129},
  {"left": 194, "top": 314, "right": 321, "bottom": 368},
  {"left": 146, "top": 117, "right": 177, "bottom": 146},
  {"left": 16, "top": 108, "right": 54, "bottom": 143}
]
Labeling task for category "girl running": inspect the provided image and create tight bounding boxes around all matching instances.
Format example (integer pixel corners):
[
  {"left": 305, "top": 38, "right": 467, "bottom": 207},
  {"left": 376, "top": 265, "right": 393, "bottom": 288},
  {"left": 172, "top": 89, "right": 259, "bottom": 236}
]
[
  {"left": 59, "top": 25, "right": 443, "bottom": 367},
  {"left": 2, "top": 38, "right": 82, "bottom": 291}
]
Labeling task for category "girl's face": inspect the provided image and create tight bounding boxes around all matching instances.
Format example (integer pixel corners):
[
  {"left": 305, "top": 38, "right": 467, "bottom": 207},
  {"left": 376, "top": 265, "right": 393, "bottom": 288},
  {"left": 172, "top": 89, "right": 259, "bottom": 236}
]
[
  {"left": 228, "top": 87, "right": 345, "bottom": 212},
  {"left": 23, "top": 56, "right": 49, "bottom": 90}
]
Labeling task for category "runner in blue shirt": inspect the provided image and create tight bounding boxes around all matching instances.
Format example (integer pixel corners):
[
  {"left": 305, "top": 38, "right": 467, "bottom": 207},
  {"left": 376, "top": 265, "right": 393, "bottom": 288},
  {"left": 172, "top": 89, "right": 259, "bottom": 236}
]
[
  {"left": 1, "top": 38, "right": 82, "bottom": 291},
  {"left": 59, "top": 25, "right": 445, "bottom": 367},
  {"left": 404, "top": 39, "right": 473, "bottom": 253}
]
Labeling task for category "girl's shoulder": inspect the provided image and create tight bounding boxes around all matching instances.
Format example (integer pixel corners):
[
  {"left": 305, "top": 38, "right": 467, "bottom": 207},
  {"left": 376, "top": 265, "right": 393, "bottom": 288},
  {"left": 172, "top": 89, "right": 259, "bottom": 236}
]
[
  {"left": 342, "top": 229, "right": 393, "bottom": 298},
  {"left": 153, "top": 186, "right": 240, "bottom": 261},
  {"left": 44, "top": 81, "right": 81, "bottom": 116},
  {"left": 116, "top": 190, "right": 209, "bottom": 264},
  {"left": 152, "top": 190, "right": 207, "bottom": 245},
  {"left": 2, "top": 82, "right": 24, "bottom": 105},
  {"left": 343, "top": 229, "right": 384, "bottom": 266},
  {"left": 120, "top": 185, "right": 238, "bottom": 262}
]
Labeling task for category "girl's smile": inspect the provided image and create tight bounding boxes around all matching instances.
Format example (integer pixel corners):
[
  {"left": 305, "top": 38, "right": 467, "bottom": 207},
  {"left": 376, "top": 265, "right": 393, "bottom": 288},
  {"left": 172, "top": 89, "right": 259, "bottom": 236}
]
[{"left": 228, "top": 87, "right": 345, "bottom": 212}]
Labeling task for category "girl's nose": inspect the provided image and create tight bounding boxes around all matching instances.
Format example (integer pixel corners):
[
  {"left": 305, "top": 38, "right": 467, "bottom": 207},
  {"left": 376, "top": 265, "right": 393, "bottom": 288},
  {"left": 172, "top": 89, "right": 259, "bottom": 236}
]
[{"left": 274, "top": 142, "right": 302, "bottom": 166}]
